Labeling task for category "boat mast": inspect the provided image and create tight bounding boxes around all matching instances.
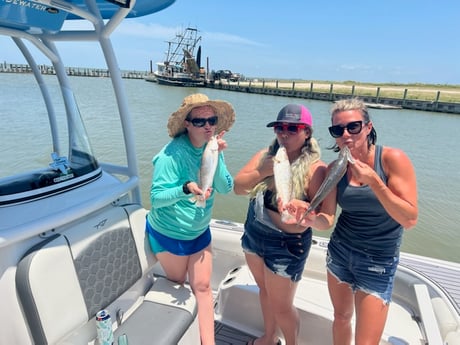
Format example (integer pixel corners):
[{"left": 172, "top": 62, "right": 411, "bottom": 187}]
[{"left": 163, "top": 27, "right": 201, "bottom": 65}]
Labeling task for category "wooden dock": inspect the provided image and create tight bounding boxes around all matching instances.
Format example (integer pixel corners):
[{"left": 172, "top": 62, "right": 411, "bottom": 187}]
[{"left": 0, "top": 63, "right": 146, "bottom": 79}]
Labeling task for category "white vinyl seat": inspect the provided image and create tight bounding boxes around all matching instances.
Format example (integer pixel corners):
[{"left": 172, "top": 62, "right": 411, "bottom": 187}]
[{"left": 16, "top": 205, "right": 199, "bottom": 345}]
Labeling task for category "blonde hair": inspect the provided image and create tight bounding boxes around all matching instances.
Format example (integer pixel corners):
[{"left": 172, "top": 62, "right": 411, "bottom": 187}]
[{"left": 249, "top": 137, "right": 321, "bottom": 202}]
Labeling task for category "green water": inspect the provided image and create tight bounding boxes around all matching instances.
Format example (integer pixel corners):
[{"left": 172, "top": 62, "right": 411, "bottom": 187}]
[{"left": 1, "top": 73, "right": 459, "bottom": 262}]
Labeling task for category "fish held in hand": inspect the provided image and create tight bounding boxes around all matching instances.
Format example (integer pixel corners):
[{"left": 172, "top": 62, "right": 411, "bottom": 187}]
[
  {"left": 298, "top": 145, "right": 354, "bottom": 224},
  {"left": 273, "top": 146, "right": 295, "bottom": 222},
  {"left": 194, "top": 135, "right": 219, "bottom": 208}
]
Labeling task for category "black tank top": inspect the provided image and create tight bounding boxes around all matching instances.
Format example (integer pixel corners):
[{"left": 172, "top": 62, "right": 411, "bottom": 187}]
[{"left": 333, "top": 145, "right": 403, "bottom": 256}]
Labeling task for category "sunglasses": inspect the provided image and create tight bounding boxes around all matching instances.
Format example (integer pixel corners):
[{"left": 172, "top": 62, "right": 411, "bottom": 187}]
[
  {"left": 186, "top": 115, "right": 218, "bottom": 127},
  {"left": 328, "top": 121, "right": 363, "bottom": 138},
  {"left": 274, "top": 123, "right": 307, "bottom": 134}
]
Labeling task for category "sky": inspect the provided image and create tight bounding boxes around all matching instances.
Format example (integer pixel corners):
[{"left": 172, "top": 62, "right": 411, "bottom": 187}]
[{"left": 1, "top": 0, "right": 459, "bottom": 85}]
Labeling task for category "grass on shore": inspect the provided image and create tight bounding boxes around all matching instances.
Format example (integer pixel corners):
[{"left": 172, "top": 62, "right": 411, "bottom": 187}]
[{"left": 258, "top": 79, "right": 460, "bottom": 103}]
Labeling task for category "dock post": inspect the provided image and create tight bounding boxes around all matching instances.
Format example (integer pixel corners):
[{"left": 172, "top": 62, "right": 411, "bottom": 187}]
[{"left": 435, "top": 91, "right": 440, "bottom": 111}]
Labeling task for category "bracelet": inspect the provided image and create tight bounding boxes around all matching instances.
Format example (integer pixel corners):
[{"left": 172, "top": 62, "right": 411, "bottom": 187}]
[{"left": 182, "top": 181, "right": 192, "bottom": 195}]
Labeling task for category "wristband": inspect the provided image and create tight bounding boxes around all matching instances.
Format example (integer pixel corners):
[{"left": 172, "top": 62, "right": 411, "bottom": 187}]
[{"left": 182, "top": 181, "right": 192, "bottom": 195}]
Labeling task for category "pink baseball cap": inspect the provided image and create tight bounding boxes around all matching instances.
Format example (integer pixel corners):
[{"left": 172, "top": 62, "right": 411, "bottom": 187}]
[{"left": 266, "top": 104, "right": 313, "bottom": 127}]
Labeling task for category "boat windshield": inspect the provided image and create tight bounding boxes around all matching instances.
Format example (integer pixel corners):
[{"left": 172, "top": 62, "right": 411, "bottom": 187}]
[
  {"left": 0, "top": 0, "right": 176, "bottom": 206},
  {"left": 0, "top": 75, "right": 99, "bottom": 205}
]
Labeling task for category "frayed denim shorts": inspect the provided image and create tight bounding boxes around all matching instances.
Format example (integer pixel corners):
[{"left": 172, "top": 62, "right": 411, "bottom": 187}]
[
  {"left": 326, "top": 238, "right": 399, "bottom": 304},
  {"left": 241, "top": 199, "right": 312, "bottom": 282}
]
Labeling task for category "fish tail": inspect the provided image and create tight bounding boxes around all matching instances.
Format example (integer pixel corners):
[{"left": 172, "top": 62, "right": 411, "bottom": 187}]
[
  {"left": 279, "top": 210, "right": 292, "bottom": 222},
  {"left": 194, "top": 195, "right": 206, "bottom": 208},
  {"left": 296, "top": 208, "right": 311, "bottom": 226}
]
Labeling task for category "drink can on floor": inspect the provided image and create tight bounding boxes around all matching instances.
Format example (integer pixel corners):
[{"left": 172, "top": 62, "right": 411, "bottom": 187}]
[{"left": 96, "top": 309, "right": 114, "bottom": 345}]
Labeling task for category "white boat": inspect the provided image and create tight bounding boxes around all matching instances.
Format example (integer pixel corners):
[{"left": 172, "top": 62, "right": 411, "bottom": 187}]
[
  {"left": 1, "top": 1, "right": 459, "bottom": 345},
  {"left": 147, "top": 27, "right": 206, "bottom": 87}
]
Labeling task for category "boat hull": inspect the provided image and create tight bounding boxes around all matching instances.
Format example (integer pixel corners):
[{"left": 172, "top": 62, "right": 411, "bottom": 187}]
[{"left": 155, "top": 74, "right": 205, "bottom": 87}]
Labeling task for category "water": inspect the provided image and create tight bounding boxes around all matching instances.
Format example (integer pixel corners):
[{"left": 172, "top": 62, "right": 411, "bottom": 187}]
[{"left": 1, "top": 73, "right": 459, "bottom": 263}]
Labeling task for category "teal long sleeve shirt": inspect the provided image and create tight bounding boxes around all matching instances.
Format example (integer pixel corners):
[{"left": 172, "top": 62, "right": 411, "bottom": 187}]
[{"left": 147, "top": 135, "right": 233, "bottom": 240}]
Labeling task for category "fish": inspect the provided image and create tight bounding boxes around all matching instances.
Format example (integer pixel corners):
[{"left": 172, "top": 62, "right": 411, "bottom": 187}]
[
  {"left": 298, "top": 145, "right": 355, "bottom": 224},
  {"left": 194, "top": 135, "right": 219, "bottom": 208},
  {"left": 273, "top": 145, "right": 295, "bottom": 223}
]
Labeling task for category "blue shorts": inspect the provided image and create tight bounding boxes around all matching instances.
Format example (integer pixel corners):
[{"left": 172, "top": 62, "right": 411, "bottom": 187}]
[
  {"left": 241, "top": 200, "right": 312, "bottom": 282},
  {"left": 146, "top": 221, "right": 211, "bottom": 256},
  {"left": 326, "top": 238, "right": 399, "bottom": 304}
]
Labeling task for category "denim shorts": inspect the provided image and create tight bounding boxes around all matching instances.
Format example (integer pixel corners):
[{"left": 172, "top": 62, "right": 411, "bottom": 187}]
[
  {"left": 326, "top": 238, "right": 399, "bottom": 304},
  {"left": 241, "top": 200, "right": 312, "bottom": 282}
]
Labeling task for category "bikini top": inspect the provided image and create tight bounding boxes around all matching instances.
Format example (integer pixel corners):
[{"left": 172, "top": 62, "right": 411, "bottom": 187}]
[{"left": 263, "top": 189, "right": 278, "bottom": 212}]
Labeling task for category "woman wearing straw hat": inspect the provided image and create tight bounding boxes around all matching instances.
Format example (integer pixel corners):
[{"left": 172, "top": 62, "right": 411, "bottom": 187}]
[{"left": 146, "top": 93, "right": 235, "bottom": 345}]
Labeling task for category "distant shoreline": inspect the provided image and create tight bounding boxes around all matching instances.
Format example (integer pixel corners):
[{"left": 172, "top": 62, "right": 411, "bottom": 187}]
[
  {"left": 206, "top": 80, "right": 460, "bottom": 114},
  {"left": 223, "top": 79, "right": 460, "bottom": 103},
  {"left": 2, "top": 61, "right": 459, "bottom": 90},
  {"left": 2, "top": 61, "right": 460, "bottom": 111}
]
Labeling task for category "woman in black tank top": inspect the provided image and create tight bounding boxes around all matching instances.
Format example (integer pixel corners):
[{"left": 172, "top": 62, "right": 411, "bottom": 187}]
[{"left": 295, "top": 97, "right": 418, "bottom": 345}]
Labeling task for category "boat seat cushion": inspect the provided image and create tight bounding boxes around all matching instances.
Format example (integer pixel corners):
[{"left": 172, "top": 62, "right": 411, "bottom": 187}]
[
  {"left": 114, "top": 277, "right": 197, "bottom": 344},
  {"left": 431, "top": 296, "right": 459, "bottom": 339},
  {"left": 71, "top": 225, "right": 142, "bottom": 317},
  {"left": 16, "top": 234, "right": 88, "bottom": 345},
  {"left": 16, "top": 205, "right": 198, "bottom": 345},
  {"left": 445, "top": 331, "right": 460, "bottom": 345}
]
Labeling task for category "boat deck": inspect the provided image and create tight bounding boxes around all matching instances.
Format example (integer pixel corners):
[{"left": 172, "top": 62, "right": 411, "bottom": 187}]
[
  {"left": 399, "top": 253, "right": 460, "bottom": 313},
  {"left": 215, "top": 322, "right": 254, "bottom": 345},
  {"left": 214, "top": 254, "right": 460, "bottom": 345}
]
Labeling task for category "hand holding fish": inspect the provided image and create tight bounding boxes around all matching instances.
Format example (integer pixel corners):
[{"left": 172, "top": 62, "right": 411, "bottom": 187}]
[
  {"left": 186, "top": 181, "right": 212, "bottom": 200},
  {"left": 280, "top": 198, "right": 317, "bottom": 227},
  {"left": 216, "top": 131, "right": 228, "bottom": 151},
  {"left": 348, "top": 158, "right": 377, "bottom": 186}
]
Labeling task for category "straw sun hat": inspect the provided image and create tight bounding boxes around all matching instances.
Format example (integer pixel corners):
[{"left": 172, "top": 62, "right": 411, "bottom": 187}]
[{"left": 167, "top": 93, "right": 236, "bottom": 137}]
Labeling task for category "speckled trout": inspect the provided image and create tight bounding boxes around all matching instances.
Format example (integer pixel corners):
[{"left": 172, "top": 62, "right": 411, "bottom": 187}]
[
  {"left": 273, "top": 145, "right": 295, "bottom": 222},
  {"left": 298, "top": 145, "right": 354, "bottom": 223},
  {"left": 194, "top": 135, "right": 219, "bottom": 208}
]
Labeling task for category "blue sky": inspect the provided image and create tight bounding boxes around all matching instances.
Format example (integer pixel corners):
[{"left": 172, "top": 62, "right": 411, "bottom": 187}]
[{"left": 1, "top": 0, "right": 459, "bottom": 84}]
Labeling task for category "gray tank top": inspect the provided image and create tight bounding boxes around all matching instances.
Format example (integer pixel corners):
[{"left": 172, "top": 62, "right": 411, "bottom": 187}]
[{"left": 332, "top": 145, "right": 403, "bottom": 256}]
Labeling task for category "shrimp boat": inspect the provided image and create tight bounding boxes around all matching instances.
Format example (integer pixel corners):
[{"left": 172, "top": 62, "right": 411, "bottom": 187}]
[
  {"left": 1, "top": 1, "right": 460, "bottom": 344},
  {"left": 146, "top": 26, "right": 206, "bottom": 87}
]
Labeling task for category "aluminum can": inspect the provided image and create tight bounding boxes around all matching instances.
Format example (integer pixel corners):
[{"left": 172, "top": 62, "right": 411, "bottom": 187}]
[
  {"left": 96, "top": 309, "right": 114, "bottom": 345},
  {"left": 117, "top": 334, "right": 129, "bottom": 345}
]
